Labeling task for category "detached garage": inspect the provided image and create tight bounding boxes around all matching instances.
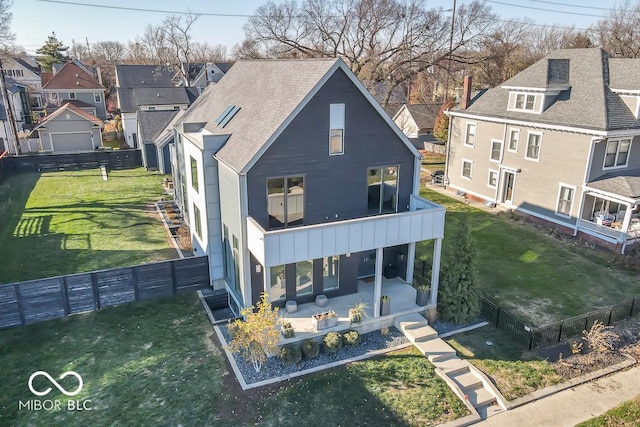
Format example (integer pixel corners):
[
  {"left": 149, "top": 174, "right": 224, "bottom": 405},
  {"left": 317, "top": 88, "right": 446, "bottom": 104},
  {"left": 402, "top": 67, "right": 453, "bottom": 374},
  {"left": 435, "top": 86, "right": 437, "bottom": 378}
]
[{"left": 33, "top": 102, "right": 103, "bottom": 153}]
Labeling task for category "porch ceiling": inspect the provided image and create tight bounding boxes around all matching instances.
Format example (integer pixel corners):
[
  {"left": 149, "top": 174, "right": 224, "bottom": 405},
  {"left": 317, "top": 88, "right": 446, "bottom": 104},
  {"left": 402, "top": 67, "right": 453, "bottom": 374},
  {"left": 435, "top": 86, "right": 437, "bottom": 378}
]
[{"left": 247, "top": 196, "right": 445, "bottom": 267}]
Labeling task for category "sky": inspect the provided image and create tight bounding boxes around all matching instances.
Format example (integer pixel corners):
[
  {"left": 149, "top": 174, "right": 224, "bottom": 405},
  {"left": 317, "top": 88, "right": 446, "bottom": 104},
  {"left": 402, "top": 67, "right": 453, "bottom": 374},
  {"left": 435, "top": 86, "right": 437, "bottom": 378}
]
[{"left": 10, "top": 0, "right": 622, "bottom": 55}]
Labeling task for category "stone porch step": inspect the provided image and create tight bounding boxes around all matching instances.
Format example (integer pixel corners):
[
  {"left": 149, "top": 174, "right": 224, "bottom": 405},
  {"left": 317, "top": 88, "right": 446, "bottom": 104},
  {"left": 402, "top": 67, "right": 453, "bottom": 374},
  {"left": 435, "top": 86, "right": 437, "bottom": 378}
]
[
  {"left": 415, "top": 338, "right": 457, "bottom": 363},
  {"left": 394, "top": 313, "right": 428, "bottom": 332},
  {"left": 450, "top": 369, "right": 482, "bottom": 390},
  {"left": 464, "top": 386, "right": 497, "bottom": 408},
  {"left": 405, "top": 325, "right": 438, "bottom": 343}
]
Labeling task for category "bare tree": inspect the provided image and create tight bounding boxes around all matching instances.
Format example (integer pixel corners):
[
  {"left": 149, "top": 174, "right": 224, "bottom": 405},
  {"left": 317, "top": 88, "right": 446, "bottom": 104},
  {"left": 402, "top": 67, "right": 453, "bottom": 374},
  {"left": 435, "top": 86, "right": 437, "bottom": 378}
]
[
  {"left": 93, "top": 41, "right": 126, "bottom": 64},
  {"left": 243, "top": 0, "right": 497, "bottom": 104},
  {"left": 593, "top": 0, "right": 640, "bottom": 58},
  {"left": 162, "top": 13, "right": 199, "bottom": 85},
  {"left": 232, "top": 38, "right": 265, "bottom": 60},
  {"left": 191, "top": 41, "right": 227, "bottom": 63},
  {"left": 69, "top": 39, "right": 91, "bottom": 62},
  {"left": 126, "top": 24, "right": 171, "bottom": 65},
  {"left": 0, "top": 0, "right": 13, "bottom": 51}
]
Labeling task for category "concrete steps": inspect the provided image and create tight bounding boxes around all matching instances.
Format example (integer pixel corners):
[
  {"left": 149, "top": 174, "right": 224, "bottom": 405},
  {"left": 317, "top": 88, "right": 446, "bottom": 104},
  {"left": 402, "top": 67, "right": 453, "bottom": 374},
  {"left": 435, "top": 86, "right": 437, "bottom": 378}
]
[{"left": 395, "top": 313, "right": 507, "bottom": 420}]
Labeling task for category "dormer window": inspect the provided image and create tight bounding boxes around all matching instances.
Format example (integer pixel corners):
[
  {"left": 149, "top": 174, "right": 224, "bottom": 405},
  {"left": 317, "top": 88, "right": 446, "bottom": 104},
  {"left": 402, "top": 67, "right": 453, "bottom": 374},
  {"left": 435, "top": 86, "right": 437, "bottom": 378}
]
[{"left": 515, "top": 94, "right": 535, "bottom": 111}]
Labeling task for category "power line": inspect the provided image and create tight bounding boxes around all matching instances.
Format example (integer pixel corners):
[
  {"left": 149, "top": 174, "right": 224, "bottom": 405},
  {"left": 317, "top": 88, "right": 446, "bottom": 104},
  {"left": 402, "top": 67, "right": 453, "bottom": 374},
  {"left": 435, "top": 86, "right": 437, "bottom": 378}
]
[
  {"left": 485, "top": 0, "right": 608, "bottom": 18},
  {"left": 36, "top": 0, "right": 254, "bottom": 17},
  {"left": 528, "top": 0, "right": 614, "bottom": 11}
]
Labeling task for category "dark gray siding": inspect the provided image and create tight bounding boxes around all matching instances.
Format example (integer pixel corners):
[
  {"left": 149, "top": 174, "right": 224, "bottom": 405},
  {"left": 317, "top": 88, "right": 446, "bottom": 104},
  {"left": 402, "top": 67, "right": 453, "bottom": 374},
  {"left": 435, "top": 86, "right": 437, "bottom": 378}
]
[
  {"left": 144, "top": 143, "right": 158, "bottom": 169},
  {"left": 247, "top": 68, "right": 416, "bottom": 229},
  {"left": 588, "top": 135, "right": 640, "bottom": 182}
]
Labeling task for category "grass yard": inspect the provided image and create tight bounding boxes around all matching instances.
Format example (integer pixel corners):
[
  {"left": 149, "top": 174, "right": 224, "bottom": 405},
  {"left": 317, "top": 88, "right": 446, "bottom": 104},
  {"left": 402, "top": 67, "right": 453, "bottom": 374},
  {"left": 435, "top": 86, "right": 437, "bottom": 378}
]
[
  {"left": 0, "top": 294, "right": 227, "bottom": 426},
  {"left": 0, "top": 294, "right": 469, "bottom": 426},
  {"left": 421, "top": 151, "right": 446, "bottom": 171},
  {"left": 577, "top": 395, "right": 640, "bottom": 427},
  {"left": 418, "top": 186, "right": 640, "bottom": 326},
  {"left": 0, "top": 168, "right": 176, "bottom": 284},
  {"left": 445, "top": 326, "right": 563, "bottom": 400}
]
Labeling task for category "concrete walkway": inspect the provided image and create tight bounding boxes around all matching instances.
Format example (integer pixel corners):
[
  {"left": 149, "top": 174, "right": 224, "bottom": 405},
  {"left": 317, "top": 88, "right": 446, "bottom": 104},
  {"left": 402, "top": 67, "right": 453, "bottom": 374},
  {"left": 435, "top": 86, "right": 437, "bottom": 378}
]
[{"left": 476, "top": 366, "right": 640, "bottom": 426}]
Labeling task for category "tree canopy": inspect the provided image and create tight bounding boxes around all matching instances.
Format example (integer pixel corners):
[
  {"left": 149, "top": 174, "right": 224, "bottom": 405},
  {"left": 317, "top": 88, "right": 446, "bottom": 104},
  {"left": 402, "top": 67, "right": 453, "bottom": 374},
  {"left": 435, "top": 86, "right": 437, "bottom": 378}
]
[{"left": 36, "top": 32, "right": 69, "bottom": 71}]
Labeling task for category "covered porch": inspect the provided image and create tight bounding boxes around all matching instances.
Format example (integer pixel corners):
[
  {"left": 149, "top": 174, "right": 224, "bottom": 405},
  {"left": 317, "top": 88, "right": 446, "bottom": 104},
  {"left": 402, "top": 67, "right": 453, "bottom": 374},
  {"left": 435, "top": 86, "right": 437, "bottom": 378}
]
[{"left": 578, "top": 174, "right": 640, "bottom": 252}]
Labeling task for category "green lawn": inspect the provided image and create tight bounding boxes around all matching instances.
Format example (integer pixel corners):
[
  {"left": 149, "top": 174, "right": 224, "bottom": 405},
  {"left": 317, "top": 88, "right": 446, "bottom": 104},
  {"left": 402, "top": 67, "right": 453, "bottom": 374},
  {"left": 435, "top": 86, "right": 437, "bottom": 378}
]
[
  {"left": 418, "top": 187, "right": 640, "bottom": 326},
  {"left": 0, "top": 169, "right": 176, "bottom": 284},
  {"left": 446, "top": 326, "right": 563, "bottom": 400},
  {"left": 0, "top": 294, "right": 469, "bottom": 426},
  {"left": 577, "top": 395, "right": 640, "bottom": 427}
]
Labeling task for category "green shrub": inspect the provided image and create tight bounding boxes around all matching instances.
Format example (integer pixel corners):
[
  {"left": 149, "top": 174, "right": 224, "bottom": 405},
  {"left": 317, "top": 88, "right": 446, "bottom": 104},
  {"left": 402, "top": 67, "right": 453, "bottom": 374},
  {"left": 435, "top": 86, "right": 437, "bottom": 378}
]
[
  {"left": 323, "top": 332, "right": 343, "bottom": 353},
  {"left": 301, "top": 338, "right": 320, "bottom": 360},
  {"left": 343, "top": 330, "right": 361, "bottom": 346},
  {"left": 279, "top": 344, "right": 302, "bottom": 365}
]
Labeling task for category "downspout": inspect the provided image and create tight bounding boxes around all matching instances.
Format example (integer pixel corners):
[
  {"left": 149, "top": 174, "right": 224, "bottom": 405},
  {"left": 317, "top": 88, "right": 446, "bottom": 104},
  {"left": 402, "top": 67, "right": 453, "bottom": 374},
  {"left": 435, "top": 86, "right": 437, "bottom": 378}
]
[{"left": 443, "top": 110, "right": 453, "bottom": 189}]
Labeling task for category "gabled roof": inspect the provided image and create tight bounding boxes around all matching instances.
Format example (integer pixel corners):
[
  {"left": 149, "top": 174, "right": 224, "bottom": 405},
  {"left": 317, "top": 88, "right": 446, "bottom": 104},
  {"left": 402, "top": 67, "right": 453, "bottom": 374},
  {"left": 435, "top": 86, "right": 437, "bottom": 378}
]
[
  {"left": 137, "top": 110, "right": 180, "bottom": 143},
  {"left": 609, "top": 58, "right": 640, "bottom": 92},
  {"left": 214, "top": 62, "right": 233, "bottom": 74},
  {"left": 588, "top": 168, "right": 640, "bottom": 200},
  {"left": 7, "top": 57, "right": 40, "bottom": 75},
  {"left": 155, "top": 109, "right": 186, "bottom": 147},
  {"left": 456, "top": 48, "right": 640, "bottom": 132},
  {"left": 4, "top": 77, "right": 25, "bottom": 93},
  {"left": 62, "top": 99, "right": 95, "bottom": 109},
  {"left": 117, "top": 87, "right": 192, "bottom": 113},
  {"left": 178, "top": 58, "right": 419, "bottom": 173},
  {"left": 115, "top": 65, "right": 173, "bottom": 88},
  {"left": 42, "top": 61, "right": 103, "bottom": 90},
  {"left": 398, "top": 103, "right": 443, "bottom": 130},
  {"left": 34, "top": 103, "right": 103, "bottom": 129}
]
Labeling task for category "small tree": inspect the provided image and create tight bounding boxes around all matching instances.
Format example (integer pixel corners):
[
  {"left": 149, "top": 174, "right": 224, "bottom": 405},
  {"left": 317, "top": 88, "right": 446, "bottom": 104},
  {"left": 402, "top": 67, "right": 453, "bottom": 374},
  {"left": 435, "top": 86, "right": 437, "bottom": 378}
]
[
  {"left": 36, "top": 32, "right": 69, "bottom": 72},
  {"left": 438, "top": 221, "right": 479, "bottom": 323},
  {"left": 433, "top": 99, "right": 455, "bottom": 143},
  {"left": 227, "top": 292, "right": 280, "bottom": 373}
]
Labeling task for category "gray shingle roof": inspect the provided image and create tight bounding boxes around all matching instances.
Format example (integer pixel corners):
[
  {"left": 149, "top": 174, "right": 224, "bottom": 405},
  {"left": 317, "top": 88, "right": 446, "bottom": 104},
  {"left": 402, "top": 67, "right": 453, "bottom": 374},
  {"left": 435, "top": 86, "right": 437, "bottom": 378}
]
[
  {"left": 178, "top": 58, "right": 339, "bottom": 172},
  {"left": 214, "top": 62, "right": 233, "bottom": 74},
  {"left": 115, "top": 65, "right": 173, "bottom": 88},
  {"left": 137, "top": 110, "right": 180, "bottom": 143},
  {"left": 588, "top": 168, "right": 640, "bottom": 199},
  {"left": 118, "top": 87, "right": 191, "bottom": 113},
  {"left": 459, "top": 48, "right": 640, "bottom": 131},
  {"left": 404, "top": 103, "right": 443, "bottom": 130}
]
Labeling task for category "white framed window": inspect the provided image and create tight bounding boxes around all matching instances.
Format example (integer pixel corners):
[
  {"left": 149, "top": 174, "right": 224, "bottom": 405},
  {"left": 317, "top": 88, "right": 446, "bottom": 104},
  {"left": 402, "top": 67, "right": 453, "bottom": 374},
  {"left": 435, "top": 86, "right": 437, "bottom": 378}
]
[
  {"left": 464, "top": 122, "right": 476, "bottom": 147},
  {"left": 69, "top": 92, "right": 76, "bottom": 100},
  {"left": 555, "top": 184, "right": 576, "bottom": 217},
  {"left": 487, "top": 169, "right": 498, "bottom": 188},
  {"left": 508, "top": 129, "right": 519, "bottom": 152},
  {"left": 329, "top": 103, "right": 345, "bottom": 155},
  {"left": 193, "top": 204, "right": 202, "bottom": 239},
  {"left": 603, "top": 139, "right": 631, "bottom": 169},
  {"left": 490, "top": 139, "right": 503, "bottom": 162},
  {"left": 461, "top": 159, "right": 473, "bottom": 180},
  {"left": 512, "top": 93, "right": 537, "bottom": 112},
  {"left": 525, "top": 132, "right": 542, "bottom": 160},
  {"left": 94, "top": 92, "right": 101, "bottom": 103}
]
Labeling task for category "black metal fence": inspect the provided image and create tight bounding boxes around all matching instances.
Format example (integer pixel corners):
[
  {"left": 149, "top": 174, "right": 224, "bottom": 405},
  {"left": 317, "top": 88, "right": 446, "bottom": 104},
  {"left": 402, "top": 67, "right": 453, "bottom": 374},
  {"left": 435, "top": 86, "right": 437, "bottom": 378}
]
[
  {"left": 0, "top": 256, "right": 210, "bottom": 329},
  {"left": 479, "top": 296, "right": 640, "bottom": 350},
  {"left": 1, "top": 150, "right": 141, "bottom": 174}
]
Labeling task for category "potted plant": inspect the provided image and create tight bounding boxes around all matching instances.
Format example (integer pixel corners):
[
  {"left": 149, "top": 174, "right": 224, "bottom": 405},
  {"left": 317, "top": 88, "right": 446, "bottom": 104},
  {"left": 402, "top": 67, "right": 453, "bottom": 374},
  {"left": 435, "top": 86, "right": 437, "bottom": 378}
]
[
  {"left": 415, "top": 282, "right": 431, "bottom": 306},
  {"left": 281, "top": 321, "right": 295, "bottom": 339},
  {"left": 311, "top": 310, "right": 338, "bottom": 331},
  {"left": 380, "top": 295, "right": 391, "bottom": 316},
  {"left": 349, "top": 300, "right": 369, "bottom": 325}
]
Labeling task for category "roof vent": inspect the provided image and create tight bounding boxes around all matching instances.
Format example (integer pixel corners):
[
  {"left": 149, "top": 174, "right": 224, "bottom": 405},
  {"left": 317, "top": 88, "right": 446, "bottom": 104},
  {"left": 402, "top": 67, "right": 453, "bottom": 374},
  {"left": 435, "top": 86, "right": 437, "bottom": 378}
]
[{"left": 215, "top": 105, "right": 240, "bottom": 128}]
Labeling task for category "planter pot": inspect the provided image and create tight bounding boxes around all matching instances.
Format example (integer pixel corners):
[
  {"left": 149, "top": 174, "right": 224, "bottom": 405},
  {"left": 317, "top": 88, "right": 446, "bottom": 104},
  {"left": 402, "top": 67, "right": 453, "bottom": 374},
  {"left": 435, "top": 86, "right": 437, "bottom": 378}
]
[
  {"left": 282, "top": 327, "right": 295, "bottom": 339},
  {"left": 416, "top": 289, "right": 430, "bottom": 306},
  {"left": 311, "top": 312, "right": 338, "bottom": 331},
  {"left": 380, "top": 299, "right": 391, "bottom": 316}
]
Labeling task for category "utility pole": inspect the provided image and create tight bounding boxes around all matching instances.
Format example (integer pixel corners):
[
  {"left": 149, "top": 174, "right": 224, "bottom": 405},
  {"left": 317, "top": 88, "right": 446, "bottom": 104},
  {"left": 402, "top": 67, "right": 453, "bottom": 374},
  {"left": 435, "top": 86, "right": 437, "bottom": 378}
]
[
  {"left": 0, "top": 57, "right": 22, "bottom": 155},
  {"left": 85, "top": 37, "right": 92, "bottom": 60}
]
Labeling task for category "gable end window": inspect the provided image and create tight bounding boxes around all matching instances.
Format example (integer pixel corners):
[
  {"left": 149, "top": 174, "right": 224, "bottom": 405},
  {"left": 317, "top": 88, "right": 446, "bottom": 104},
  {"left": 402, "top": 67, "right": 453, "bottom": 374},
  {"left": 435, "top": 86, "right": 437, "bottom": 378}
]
[
  {"left": 603, "top": 139, "right": 631, "bottom": 169},
  {"left": 556, "top": 185, "right": 575, "bottom": 217},
  {"left": 464, "top": 122, "right": 476, "bottom": 147},
  {"left": 329, "top": 103, "right": 345, "bottom": 155},
  {"left": 525, "top": 132, "right": 542, "bottom": 160},
  {"left": 94, "top": 92, "right": 101, "bottom": 103},
  {"left": 69, "top": 92, "right": 76, "bottom": 100},
  {"left": 190, "top": 156, "right": 199, "bottom": 192},
  {"left": 461, "top": 159, "right": 473, "bottom": 180}
]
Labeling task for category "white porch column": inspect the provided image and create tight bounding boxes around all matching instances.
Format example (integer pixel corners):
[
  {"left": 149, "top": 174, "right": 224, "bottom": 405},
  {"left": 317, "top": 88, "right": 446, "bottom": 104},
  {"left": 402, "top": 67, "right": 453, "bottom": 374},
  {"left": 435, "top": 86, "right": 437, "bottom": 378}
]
[
  {"left": 262, "top": 264, "right": 271, "bottom": 302},
  {"left": 405, "top": 242, "right": 416, "bottom": 285},
  {"left": 430, "top": 237, "right": 443, "bottom": 306},
  {"left": 621, "top": 203, "right": 633, "bottom": 235},
  {"left": 373, "top": 247, "right": 383, "bottom": 318}
]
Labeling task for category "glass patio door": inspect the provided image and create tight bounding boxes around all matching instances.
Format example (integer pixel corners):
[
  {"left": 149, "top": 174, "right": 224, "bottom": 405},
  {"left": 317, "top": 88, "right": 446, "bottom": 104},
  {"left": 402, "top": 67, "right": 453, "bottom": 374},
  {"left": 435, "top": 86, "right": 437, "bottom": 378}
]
[{"left": 502, "top": 171, "right": 515, "bottom": 204}]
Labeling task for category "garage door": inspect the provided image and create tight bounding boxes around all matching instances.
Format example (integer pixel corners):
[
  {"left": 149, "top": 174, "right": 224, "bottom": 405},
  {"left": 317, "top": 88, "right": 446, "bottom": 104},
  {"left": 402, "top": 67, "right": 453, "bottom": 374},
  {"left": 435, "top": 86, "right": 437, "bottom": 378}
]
[{"left": 50, "top": 133, "right": 94, "bottom": 153}]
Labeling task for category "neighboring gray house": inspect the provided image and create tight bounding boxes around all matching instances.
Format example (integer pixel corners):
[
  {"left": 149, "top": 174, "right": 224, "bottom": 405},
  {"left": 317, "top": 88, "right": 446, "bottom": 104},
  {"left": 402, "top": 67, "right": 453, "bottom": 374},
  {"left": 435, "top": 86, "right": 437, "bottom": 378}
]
[
  {"left": 172, "top": 58, "right": 445, "bottom": 318},
  {"left": 393, "top": 103, "right": 443, "bottom": 150},
  {"left": 2, "top": 57, "right": 43, "bottom": 110},
  {"left": 41, "top": 61, "right": 106, "bottom": 120},
  {"left": 175, "top": 62, "right": 233, "bottom": 93},
  {"left": 137, "top": 109, "right": 180, "bottom": 171},
  {"left": 31, "top": 102, "right": 103, "bottom": 153},
  {"left": 446, "top": 48, "right": 640, "bottom": 253},
  {"left": 154, "top": 110, "right": 185, "bottom": 175}
]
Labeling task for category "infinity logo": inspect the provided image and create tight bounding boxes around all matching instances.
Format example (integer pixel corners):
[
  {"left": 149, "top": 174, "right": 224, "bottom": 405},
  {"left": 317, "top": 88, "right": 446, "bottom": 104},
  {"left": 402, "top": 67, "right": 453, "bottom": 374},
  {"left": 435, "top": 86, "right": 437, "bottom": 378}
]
[{"left": 28, "top": 371, "right": 83, "bottom": 397}]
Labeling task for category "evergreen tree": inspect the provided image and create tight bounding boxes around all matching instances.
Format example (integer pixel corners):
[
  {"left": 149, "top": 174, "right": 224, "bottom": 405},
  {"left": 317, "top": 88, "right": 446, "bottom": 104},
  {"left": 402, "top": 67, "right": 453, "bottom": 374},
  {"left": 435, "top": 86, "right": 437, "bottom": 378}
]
[
  {"left": 433, "top": 99, "right": 455, "bottom": 143},
  {"left": 36, "top": 32, "right": 69, "bottom": 72},
  {"left": 438, "top": 221, "right": 479, "bottom": 323}
]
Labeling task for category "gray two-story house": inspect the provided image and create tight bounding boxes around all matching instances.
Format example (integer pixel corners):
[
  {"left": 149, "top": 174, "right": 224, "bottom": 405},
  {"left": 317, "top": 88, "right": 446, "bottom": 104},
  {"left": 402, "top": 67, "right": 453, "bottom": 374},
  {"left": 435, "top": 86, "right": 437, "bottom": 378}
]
[
  {"left": 172, "top": 58, "right": 445, "bottom": 318},
  {"left": 447, "top": 48, "right": 640, "bottom": 253}
]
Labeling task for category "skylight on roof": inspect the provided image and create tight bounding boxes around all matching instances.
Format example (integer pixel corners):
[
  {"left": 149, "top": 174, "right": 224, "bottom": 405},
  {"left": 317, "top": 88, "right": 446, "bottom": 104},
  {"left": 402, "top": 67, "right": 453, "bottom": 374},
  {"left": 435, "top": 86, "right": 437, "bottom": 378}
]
[{"left": 217, "top": 105, "right": 241, "bottom": 128}]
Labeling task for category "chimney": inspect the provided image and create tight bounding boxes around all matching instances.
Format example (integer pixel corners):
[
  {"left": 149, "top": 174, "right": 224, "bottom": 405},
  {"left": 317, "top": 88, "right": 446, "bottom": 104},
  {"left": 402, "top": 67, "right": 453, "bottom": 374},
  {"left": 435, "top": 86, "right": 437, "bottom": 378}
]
[{"left": 461, "top": 75, "right": 472, "bottom": 110}]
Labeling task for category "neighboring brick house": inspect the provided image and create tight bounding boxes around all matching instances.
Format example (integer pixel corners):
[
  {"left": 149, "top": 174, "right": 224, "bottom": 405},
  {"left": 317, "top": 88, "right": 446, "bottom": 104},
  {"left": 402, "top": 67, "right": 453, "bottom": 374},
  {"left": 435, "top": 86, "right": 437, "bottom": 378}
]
[
  {"left": 446, "top": 48, "right": 640, "bottom": 253},
  {"left": 171, "top": 58, "right": 445, "bottom": 317}
]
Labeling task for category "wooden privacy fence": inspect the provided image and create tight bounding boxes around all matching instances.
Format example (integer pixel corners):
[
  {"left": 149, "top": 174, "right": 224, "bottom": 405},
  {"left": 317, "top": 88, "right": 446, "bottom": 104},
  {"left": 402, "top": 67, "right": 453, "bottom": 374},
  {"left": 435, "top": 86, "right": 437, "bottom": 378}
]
[
  {"left": 0, "top": 256, "right": 210, "bottom": 329},
  {"left": 2, "top": 150, "right": 141, "bottom": 174},
  {"left": 480, "top": 296, "right": 640, "bottom": 350}
]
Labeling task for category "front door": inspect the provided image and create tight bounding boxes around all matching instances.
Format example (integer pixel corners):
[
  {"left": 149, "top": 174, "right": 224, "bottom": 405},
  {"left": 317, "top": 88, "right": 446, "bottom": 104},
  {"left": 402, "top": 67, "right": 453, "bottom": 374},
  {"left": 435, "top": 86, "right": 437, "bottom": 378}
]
[{"left": 502, "top": 171, "right": 515, "bottom": 204}]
